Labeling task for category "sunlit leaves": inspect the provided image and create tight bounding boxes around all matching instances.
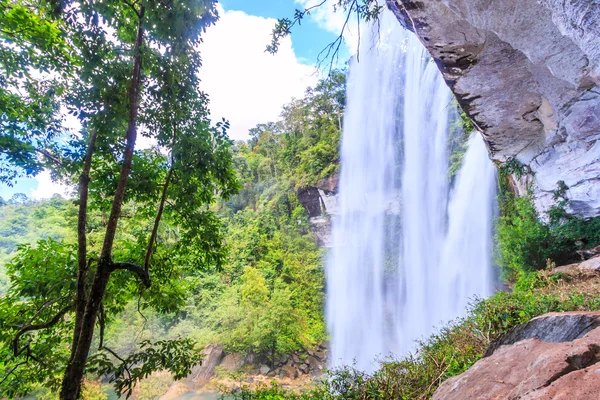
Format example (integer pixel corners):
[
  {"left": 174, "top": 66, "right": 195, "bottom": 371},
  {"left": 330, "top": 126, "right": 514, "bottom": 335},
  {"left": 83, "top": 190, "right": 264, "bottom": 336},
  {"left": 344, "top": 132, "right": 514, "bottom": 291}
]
[{"left": 88, "top": 338, "right": 201, "bottom": 398}]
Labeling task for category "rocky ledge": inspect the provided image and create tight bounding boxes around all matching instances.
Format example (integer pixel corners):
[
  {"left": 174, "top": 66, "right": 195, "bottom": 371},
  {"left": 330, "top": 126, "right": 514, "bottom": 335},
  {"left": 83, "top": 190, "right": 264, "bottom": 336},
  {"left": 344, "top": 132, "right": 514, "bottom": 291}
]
[
  {"left": 387, "top": 0, "right": 600, "bottom": 218},
  {"left": 188, "top": 343, "right": 328, "bottom": 385},
  {"left": 433, "top": 311, "right": 600, "bottom": 399}
]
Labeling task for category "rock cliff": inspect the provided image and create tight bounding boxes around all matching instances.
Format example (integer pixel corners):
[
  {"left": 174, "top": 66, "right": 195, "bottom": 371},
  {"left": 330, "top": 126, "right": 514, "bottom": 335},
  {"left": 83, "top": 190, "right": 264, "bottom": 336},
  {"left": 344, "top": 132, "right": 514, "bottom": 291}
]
[
  {"left": 387, "top": 0, "right": 600, "bottom": 218},
  {"left": 296, "top": 175, "right": 339, "bottom": 247},
  {"left": 433, "top": 312, "right": 600, "bottom": 399}
]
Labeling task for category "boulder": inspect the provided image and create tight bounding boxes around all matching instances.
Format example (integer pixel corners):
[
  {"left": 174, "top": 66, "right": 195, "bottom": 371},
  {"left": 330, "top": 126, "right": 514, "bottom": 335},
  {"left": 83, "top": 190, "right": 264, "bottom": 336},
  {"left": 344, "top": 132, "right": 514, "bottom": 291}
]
[
  {"left": 577, "top": 244, "right": 600, "bottom": 260},
  {"left": 259, "top": 364, "right": 270, "bottom": 375},
  {"left": 312, "top": 349, "right": 327, "bottom": 362},
  {"left": 277, "top": 355, "right": 289, "bottom": 366},
  {"left": 279, "top": 365, "right": 298, "bottom": 379},
  {"left": 553, "top": 255, "right": 600, "bottom": 275},
  {"left": 220, "top": 352, "right": 244, "bottom": 372},
  {"left": 433, "top": 312, "right": 600, "bottom": 400},
  {"left": 305, "top": 355, "right": 323, "bottom": 375},
  {"left": 291, "top": 353, "right": 301, "bottom": 364},
  {"left": 189, "top": 344, "right": 224, "bottom": 383},
  {"left": 298, "top": 363, "right": 309, "bottom": 374},
  {"left": 485, "top": 311, "right": 600, "bottom": 357}
]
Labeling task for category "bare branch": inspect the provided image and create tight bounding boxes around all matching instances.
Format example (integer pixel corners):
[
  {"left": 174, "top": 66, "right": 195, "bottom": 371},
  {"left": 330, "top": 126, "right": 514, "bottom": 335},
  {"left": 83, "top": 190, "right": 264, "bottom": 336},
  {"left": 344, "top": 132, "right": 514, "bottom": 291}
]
[
  {"left": 13, "top": 304, "right": 73, "bottom": 356},
  {"left": 316, "top": 3, "right": 353, "bottom": 75},
  {"left": 101, "top": 346, "right": 132, "bottom": 381},
  {"left": 122, "top": 0, "right": 142, "bottom": 17},
  {"left": 25, "top": 296, "right": 69, "bottom": 326},
  {"left": 35, "top": 148, "right": 65, "bottom": 167},
  {"left": 143, "top": 126, "right": 176, "bottom": 272},
  {"left": 109, "top": 262, "right": 151, "bottom": 288},
  {"left": 0, "top": 361, "right": 27, "bottom": 386}
]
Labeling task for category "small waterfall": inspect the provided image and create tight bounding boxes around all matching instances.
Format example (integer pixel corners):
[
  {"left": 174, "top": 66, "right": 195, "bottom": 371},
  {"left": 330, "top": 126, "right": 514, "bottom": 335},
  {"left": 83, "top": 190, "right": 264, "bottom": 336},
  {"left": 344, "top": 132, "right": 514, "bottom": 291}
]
[{"left": 326, "top": 9, "right": 496, "bottom": 371}]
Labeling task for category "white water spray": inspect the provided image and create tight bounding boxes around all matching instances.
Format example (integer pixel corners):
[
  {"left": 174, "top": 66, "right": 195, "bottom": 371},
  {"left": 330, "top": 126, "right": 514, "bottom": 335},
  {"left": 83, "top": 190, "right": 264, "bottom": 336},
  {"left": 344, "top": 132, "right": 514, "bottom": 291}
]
[{"left": 326, "top": 10, "right": 497, "bottom": 371}]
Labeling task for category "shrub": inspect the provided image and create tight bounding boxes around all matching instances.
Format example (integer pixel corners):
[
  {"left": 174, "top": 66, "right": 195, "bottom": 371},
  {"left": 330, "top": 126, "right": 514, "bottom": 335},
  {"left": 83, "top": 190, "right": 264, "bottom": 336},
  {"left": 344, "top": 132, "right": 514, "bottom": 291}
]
[{"left": 495, "top": 174, "right": 600, "bottom": 282}]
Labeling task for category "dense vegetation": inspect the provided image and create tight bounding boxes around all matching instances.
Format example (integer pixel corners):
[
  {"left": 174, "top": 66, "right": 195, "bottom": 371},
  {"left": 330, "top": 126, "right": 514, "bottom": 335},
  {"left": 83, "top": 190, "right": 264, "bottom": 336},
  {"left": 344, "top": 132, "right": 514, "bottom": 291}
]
[
  {"left": 226, "top": 267, "right": 600, "bottom": 399},
  {"left": 1, "top": 0, "right": 238, "bottom": 398},
  {"left": 0, "top": 65, "right": 345, "bottom": 397},
  {"left": 221, "top": 132, "right": 600, "bottom": 399},
  {"left": 2, "top": 0, "right": 600, "bottom": 399},
  {"left": 495, "top": 161, "right": 600, "bottom": 282}
]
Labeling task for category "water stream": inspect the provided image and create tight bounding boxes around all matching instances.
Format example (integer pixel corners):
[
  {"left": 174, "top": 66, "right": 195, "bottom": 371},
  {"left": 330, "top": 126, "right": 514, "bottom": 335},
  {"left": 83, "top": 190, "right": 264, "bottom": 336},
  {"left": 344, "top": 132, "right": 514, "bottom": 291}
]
[{"left": 326, "top": 9, "right": 496, "bottom": 372}]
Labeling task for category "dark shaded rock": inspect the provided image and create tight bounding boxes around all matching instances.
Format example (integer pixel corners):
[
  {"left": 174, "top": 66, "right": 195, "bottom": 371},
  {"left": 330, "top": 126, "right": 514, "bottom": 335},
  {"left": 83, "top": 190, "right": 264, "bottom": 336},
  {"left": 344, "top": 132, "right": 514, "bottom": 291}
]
[
  {"left": 485, "top": 312, "right": 600, "bottom": 357},
  {"left": 577, "top": 244, "right": 600, "bottom": 261},
  {"left": 291, "top": 353, "right": 301, "bottom": 364},
  {"left": 298, "top": 363, "right": 309, "bottom": 374},
  {"left": 296, "top": 187, "right": 324, "bottom": 218},
  {"left": 305, "top": 355, "right": 323, "bottom": 374},
  {"left": 312, "top": 349, "right": 327, "bottom": 362},
  {"left": 244, "top": 352, "right": 257, "bottom": 365},
  {"left": 277, "top": 355, "right": 289, "bottom": 366}
]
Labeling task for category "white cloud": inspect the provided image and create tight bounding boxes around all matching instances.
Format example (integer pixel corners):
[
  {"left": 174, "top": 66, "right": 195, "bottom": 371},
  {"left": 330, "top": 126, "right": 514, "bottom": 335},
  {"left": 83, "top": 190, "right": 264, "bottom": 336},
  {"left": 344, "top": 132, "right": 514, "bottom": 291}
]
[
  {"left": 30, "top": 171, "right": 72, "bottom": 200},
  {"left": 198, "top": 6, "right": 318, "bottom": 140}
]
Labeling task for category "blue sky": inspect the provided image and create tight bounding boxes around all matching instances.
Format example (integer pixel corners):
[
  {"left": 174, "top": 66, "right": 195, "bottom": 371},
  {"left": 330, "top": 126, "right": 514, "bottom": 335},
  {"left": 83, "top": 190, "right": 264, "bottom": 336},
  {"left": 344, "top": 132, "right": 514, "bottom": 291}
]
[
  {"left": 0, "top": 0, "right": 351, "bottom": 201},
  {"left": 220, "top": 0, "right": 346, "bottom": 64}
]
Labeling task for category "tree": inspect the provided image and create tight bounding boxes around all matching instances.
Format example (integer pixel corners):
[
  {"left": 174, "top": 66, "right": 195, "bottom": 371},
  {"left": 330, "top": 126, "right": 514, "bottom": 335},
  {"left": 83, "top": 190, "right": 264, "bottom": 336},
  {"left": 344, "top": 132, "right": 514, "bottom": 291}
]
[
  {"left": 8, "top": 193, "right": 30, "bottom": 204},
  {"left": 0, "top": 1, "right": 238, "bottom": 398}
]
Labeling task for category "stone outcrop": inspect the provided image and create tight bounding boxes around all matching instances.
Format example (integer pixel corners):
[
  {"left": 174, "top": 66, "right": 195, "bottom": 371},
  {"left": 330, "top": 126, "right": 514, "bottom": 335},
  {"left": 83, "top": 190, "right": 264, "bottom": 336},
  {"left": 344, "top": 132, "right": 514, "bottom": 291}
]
[
  {"left": 553, "top": 255, "right": 600, "bottom": 275},
  {"left": 433, "top": 312, "right": 600, "bottom": 400},
  {"left": 484, "top": 311, "right": 600, "bottom": 357},
  {"left": 188, "top": 344, "right": 328, "bottom": 384},
  {"left": 387, "top": 0, "right": 600, "bottom": 218},
  {"left": 189, "top": 344, "right": 224, "bottom": 383},
  {"left": 296, "top": 174, "right": 339, "bottom": 247}
]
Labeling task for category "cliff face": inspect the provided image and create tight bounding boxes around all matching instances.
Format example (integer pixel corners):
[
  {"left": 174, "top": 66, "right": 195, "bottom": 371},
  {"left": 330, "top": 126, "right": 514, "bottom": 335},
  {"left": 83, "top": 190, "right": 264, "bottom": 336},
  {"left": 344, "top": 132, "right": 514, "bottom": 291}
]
[
  {"left": 296, "top": 175, "right": 339, "bottom": 247},
  {"left": 387, "top": 0, "right": 600, "bottom": 218}
]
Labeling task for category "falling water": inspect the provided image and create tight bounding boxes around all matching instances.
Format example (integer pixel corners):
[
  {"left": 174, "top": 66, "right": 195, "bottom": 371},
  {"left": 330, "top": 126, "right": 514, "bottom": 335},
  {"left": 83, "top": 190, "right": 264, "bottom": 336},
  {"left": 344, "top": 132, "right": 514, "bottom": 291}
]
[{"left": 326, "top": 9, "right": 497, "bottom": 372}]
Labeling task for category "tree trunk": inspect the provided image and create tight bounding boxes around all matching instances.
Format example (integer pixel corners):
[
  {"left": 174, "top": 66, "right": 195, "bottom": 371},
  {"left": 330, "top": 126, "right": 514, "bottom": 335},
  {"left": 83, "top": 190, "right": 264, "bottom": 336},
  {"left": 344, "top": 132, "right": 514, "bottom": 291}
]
[
  {"left": 59, "top": 9, "right": 145, "bottom": 399},
  {"left": 71, "top": 128, "right": 97, "bottom": 360}
]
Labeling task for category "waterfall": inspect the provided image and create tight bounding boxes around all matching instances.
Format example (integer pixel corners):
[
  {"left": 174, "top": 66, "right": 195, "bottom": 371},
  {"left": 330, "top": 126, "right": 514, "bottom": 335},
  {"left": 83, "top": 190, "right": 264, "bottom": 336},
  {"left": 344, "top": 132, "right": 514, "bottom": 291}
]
[{"left": 326, "top": 9, "right": 497, "bottom": 372}]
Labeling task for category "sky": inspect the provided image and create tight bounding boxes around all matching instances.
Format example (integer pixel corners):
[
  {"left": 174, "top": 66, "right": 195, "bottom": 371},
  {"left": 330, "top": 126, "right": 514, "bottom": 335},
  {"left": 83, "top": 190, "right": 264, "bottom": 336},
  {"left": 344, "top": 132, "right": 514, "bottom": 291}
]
[{"left": 0, "top": 0, "right": 353, "bottom": 201}]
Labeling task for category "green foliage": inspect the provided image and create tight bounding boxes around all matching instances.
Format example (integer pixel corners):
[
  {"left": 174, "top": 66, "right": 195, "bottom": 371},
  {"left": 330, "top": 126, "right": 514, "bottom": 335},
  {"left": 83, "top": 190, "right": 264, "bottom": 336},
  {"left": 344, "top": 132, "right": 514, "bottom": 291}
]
[
  {"left": 447, "top": 108, "right": 474, "bottom": 179},
  {"left": 165, "top": 182, "right": 327, "bottom": 360},
  {"left": 133, "top": 373, "right": 172, "bottom": 400},
  {"left": 0, "top": 0, "right": 72, "bottom": 183},
  {"left": 88, "top": 338, "right": 200, "bottom": 398},
  {"left": 0, "top": 196, "right": 77, "bottom": 293},
  {"left": 1, "top": 0, "right": 239, "bottom": 396},
  {"left": 233, "top": 71, "right": 345, "bottom": 192},
  {"left": 229, "top": 270, "right": 600, "bottom": 400},
  {"left": 495, "top": 180, "right": 600, "bottom": 282},
  {"left": 103, "top": 71, "right": 345, "bottom": 366}
]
